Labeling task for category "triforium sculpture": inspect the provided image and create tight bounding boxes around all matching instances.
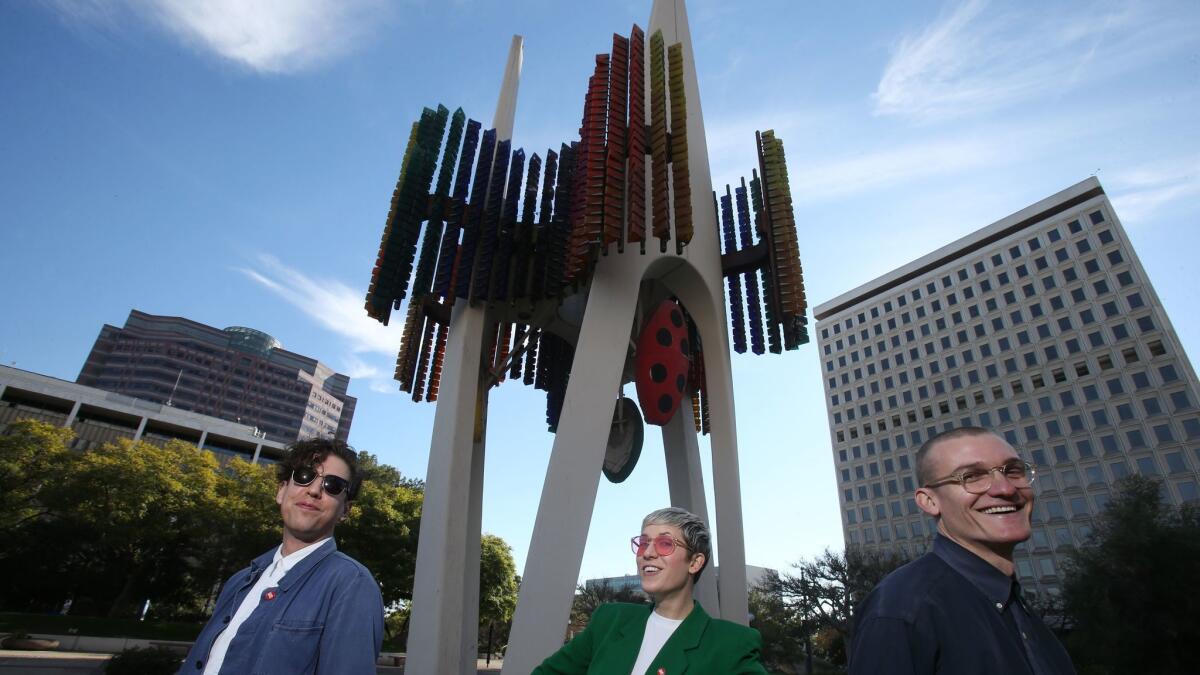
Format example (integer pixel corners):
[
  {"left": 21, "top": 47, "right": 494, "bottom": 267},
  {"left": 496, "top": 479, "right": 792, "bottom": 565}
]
[{"left": 363, "top": 1, "right": 808, "bottom": 672}]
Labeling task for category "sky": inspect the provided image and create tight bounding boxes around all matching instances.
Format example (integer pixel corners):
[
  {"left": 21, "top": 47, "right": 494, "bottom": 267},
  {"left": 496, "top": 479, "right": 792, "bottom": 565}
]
[{"left": 2, "top": 0, "right": 1199, "bottom": 586}]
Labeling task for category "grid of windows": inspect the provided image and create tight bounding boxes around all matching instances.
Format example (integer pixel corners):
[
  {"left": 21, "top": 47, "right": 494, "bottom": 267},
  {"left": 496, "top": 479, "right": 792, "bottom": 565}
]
[{"left": 814, "top": 186, "right": 1200, "bottom": 597}]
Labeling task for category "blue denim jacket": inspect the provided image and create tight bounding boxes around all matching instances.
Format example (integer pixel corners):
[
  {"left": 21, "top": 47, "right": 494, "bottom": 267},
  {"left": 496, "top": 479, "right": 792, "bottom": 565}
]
[{"left": 180, "top": 540, "right": 384, "bottom": 675}]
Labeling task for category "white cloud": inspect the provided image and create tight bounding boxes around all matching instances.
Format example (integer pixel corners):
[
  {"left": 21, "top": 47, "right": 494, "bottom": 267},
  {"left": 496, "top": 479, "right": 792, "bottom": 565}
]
[
  {"left": 368, "top": 379, "right": 399, "bottom": 394},
  {"left": 342, "top": 354, "right": 383, "bottom": 380},
  {"left": 785, "top": 135, "right": 1000, "bottom": 203},
  {"left": 238, "top": 253, "right": 398, "bottom": 355},
  {"left": 1108, "top": 156, "right": 1200, "bottom": 225},
  {"left": 874, "top": 0, "right": 1193, "bottom": 120},
  {"left": 47, "top": 0, "right": 390, "bottom": 73}
]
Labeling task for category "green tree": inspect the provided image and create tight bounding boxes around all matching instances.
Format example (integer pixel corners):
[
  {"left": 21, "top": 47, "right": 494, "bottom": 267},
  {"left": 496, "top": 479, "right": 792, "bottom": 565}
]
[
  {"left": 0, "top": 419, "right": 74, "bottom": 534},
  {"left": 759, "top": 547, "right": 909, "bottom": 666},
  {"left": 337, "top": 478, "right": 423, "bottom": 606},
  {"left": 748, "top": 583, "right": 806, "bottom": 672},
  {"left": 479, "top": 533, "right": 518, "bottom": 628},
  {"left": 1061, "top": 475, "right": 1200, "bottom": 675},
  {"left": 569, "top": 580, "right": 649, "bottom": 629}
]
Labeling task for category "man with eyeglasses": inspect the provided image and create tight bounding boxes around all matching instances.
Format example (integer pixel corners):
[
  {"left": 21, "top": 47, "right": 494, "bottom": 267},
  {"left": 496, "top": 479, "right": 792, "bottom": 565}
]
[
  {"left": 848, "top": 426, "right": 1075, "bottom": 674},
  {"left": 180, "top": 439, "right": 384, "bottom": 675}
]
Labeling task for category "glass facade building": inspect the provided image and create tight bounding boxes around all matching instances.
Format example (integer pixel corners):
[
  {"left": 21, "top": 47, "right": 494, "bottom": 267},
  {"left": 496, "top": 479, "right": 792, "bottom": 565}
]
[{"left": 78, "top": 310, "right": 356, "bottom": 444}]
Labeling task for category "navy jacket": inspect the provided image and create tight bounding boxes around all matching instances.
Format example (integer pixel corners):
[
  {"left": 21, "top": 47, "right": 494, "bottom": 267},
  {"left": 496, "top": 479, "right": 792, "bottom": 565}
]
[
  {"left": 180, "top": 540, "right": 384, "bottom": 675},
  {"left": 849, "top": 536, "right": 1075, "bottom": 675}
]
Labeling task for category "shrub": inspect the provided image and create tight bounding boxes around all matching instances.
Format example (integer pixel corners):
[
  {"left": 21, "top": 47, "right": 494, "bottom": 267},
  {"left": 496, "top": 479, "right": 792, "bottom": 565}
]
[{"left": 105, "top": 647, "right": 182, "bottom": 675}]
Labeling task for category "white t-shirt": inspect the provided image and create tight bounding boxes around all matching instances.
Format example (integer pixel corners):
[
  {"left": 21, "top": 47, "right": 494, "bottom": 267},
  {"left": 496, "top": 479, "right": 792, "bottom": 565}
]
[
  {"left": 630, "top": 610, "right": 684, "bottom": 675},
  {"left": 202, "top": 538, "right": 330, "bottom": 675}
]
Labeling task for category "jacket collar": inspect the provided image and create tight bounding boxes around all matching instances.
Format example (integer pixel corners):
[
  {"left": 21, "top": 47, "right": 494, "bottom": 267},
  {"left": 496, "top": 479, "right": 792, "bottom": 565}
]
[
  {"left": 248, "top": 539, "right": 339, "bottom": 592},
  {"left": 932, "top": 534, "right": 1017, "bottom": 611},
  {"left": 615, "top": 600, "right": 711, "bottom": 675}
]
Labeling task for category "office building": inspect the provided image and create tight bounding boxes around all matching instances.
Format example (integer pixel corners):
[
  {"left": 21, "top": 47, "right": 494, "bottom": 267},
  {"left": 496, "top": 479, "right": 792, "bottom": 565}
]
[
  {"left": 1, "top": 364, "right": 286, "bottom": 463},
  {"left": 77, "top": 310, "right": 356, "bottom": 444},
  {"left": 814, "top": 177, "right": 1200, "bottom": 600}
]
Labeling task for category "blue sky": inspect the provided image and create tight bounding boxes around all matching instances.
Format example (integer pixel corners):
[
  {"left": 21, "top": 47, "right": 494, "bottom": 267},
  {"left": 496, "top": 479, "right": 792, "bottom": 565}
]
[{"left": 3, "top": 0, "right": 1198, "bottom": 585}]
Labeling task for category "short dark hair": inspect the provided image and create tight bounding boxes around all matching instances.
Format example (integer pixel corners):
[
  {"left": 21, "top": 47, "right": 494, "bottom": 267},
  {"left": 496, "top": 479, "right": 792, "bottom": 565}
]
[
  {"left": 915, "top": 426, "right": 998, "bottom": 487},
  {"left": 276, "top": 438, "right": 363, "bottom": 500}
]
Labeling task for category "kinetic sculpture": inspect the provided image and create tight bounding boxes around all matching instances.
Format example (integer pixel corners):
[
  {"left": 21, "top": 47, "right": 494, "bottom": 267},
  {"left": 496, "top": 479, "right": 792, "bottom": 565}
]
[{"left": 363, "top": 2, "right": 807, "bottom": 672}]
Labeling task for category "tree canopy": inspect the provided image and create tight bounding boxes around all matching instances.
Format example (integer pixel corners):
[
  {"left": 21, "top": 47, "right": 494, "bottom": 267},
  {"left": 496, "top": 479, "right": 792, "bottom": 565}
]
[
  {"left": 1061, "top": 475, "right": 1200, "bottom": 675},
  {"left": 0, "top": 419, "right": 513, "bottom": 628}
]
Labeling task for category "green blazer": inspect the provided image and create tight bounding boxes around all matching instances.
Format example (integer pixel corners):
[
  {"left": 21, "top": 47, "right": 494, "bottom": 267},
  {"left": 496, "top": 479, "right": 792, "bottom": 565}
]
[{"left": 532, "top": 601, "right": 768, "bottom": 675}]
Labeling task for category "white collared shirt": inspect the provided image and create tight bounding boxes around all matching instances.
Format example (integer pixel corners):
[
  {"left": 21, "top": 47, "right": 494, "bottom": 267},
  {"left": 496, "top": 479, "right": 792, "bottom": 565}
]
[{"left": 202, "top": 538, "right": 330, "bottom": 675}]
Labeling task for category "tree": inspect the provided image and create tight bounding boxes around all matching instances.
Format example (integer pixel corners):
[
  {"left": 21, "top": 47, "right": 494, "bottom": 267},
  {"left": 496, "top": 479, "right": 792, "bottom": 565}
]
[
  {"left": 0, "top": 419, "right": 73, "bottom": 534},
  {"left": 1061, "top": 475, "right": 1200, "bottom": 675},
  {"left": 569, "top": 580, "right": 649, "bottom": 629},
  {"left": 337, "top": 476, "right": 423, "bottom": 606},
  {"left": 477, "top": 534, "right": 520, "bottom": 658},
  {"left": 758, "top": 547, "right": 909, "bottom": 666},
  {"left": 748, "top": 584, "right": 806, "bottom": 672}
]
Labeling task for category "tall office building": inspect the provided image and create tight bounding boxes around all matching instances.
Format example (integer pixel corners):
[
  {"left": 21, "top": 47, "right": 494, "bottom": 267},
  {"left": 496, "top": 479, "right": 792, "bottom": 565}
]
[
  {"left": 814, "top": 177, "right": 1200, "bottom": 600},
  {"left": 78, "top": 310, "right": 356, "bottom": 444}
]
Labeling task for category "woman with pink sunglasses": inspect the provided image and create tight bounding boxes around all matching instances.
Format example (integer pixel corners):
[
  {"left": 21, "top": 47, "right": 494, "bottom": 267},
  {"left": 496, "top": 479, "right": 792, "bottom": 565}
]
[{"left": 533, "top": 507, "right": 767, "bottom": 674}]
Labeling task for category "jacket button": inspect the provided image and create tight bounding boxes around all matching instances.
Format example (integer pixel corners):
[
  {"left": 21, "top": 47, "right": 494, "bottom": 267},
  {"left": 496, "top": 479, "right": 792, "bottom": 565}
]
[
  {"left": 223, "top": 615, "right": 231, "bottom": 624},
  {"left": 196, "top": 660, "right": 204, "bottom": 669}
]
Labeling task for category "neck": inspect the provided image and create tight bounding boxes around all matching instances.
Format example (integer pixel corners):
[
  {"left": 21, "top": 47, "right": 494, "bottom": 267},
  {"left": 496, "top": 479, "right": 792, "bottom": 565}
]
[
  {"left": 937, "top": 524, "right": 1016, "bottom": 576},
  {"left": 280, "top": 534, "right": 324, "bottom": 557},
  {"left": 653, "top": 587, "right": 694, "bottom": 620}
]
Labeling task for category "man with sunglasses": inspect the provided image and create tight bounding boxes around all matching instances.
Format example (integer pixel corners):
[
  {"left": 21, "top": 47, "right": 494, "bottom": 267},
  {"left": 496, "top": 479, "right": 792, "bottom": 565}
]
[
  {"left": 180, "top": 439, "right": 384, "bottom": 675},
  {"left": 533, "top": 507, "right": 767, "bottom": 674},
  {"left": 849, "top": 426, "right": 1075, "bottom": 674}
]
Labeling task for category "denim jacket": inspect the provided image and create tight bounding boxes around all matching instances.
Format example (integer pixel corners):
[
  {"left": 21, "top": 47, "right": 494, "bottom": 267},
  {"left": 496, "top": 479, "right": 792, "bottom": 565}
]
[{"left": 180, "top": 540, "right": 384, "bottom": 675}]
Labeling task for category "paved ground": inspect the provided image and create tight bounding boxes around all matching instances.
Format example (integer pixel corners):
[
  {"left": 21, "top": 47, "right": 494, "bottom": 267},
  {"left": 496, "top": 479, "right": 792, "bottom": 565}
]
[{"left": 0, "top": 649, "right": 503, "bottom": 674}]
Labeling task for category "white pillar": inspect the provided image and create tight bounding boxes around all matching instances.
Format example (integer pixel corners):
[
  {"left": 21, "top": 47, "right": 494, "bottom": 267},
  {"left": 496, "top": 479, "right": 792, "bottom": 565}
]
[
  {"left": 251, "top": 443, "right": 262, "bottom": 464},
  {"left": 197, "top": 430, "right": 208, "bottom": 451},
  {"left": 64, "top": 400, "right": 82, "bottom": 428},
  {"left": 133, "top": 416, "right": 148, "bottom": 442},
  {"left": 503, "top": 265, "right": 642, "bottom": 674},
  {"left": 406, "top": 303, "right": 490, "bottom": 674},
  {"left": 662, "top": 409, "right": 720, "bottom": 614},
  {"left": 407, "top": 34, "right": 522, "bottom": 674}
]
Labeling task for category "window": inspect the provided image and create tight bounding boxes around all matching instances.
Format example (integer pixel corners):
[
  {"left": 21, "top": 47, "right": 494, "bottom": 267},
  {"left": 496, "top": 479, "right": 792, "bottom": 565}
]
[
  {"left": 1137, "top": 456, "right": 1160, "bottom": 476},
  {"left": 1170, "top": 391, "right": 1192, "bottom": 411}
]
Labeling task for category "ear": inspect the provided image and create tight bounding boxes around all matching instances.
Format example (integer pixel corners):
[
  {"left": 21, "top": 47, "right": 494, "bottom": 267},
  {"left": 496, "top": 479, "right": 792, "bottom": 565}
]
[
  {"left": 276, "top": 482, "right": 287, "bottom": 507},
  {"left": 915, "top": 487, "right": 940, "bottom": 517},
  {"left": 688, "top": 552, "right": 706, "bottom": 576}
]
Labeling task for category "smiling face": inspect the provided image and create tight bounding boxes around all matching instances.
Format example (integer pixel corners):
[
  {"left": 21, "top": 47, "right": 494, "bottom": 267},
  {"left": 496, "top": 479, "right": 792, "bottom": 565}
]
[
  {"left": 276, "top": 453, "right": 351, "bottom": 555},
  {"left": 915, "top": 432, "right": 1033, "bottom": 572},
  {"left": 636, "top": 522, "right": 704, "bottom": 601}
]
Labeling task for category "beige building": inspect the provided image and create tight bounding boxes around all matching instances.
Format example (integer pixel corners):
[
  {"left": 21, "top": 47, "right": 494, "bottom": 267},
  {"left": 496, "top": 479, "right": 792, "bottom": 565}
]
[
  {"left": 814, "top": 177, "right": 1200, "bottom": 600},
  {"left": 1, "top": 364, "right": 286, "bottom": 463}
]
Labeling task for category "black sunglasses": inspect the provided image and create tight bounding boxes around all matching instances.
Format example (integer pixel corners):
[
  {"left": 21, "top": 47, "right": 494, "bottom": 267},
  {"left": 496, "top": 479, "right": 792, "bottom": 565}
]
[{"left": 290, "top": 467, "right": 351, "bottom": 496}]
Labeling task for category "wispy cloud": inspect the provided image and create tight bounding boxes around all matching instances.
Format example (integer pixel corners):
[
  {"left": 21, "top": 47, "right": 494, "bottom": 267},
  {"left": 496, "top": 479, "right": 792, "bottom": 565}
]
[
  {"left": 787, "top": 136, "right": 997, "bottom": 202},
  {"left": 239, "top": 254, "right": 401, "bottom": 393},
  {"left": 238, "top": 253, "right": 398, "bottom": 355},
  {"left": 46, "top": 0, "right": 391, "bottom": 73},
  {"left": 1108, "top": 156, "right": 1200, "bottom": 225},
  {"left": 874, "top": 0, "right": 1193, "bottom": 120}
]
